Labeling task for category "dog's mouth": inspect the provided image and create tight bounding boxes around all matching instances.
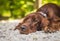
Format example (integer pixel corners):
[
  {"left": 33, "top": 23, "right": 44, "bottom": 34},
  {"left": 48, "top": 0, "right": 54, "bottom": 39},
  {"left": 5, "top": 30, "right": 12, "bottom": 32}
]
[
  {"left": 20, "top": 30, "right": 31, "bottom": 34},
  {"left": 20, "top": 32, "right": 28, "bottom": 34}
]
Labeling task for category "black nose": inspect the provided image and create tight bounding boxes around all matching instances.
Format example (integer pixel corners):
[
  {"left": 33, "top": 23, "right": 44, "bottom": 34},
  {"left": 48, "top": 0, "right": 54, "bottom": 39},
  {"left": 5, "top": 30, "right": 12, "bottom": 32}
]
[{"left": 20, "top": 25, "right": 26, "bottom": 31}]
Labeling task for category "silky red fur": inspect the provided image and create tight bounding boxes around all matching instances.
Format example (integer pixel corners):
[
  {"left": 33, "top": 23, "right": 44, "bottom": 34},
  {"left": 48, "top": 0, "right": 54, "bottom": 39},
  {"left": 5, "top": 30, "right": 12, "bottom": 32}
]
[{"left": 14, "top": 3, "right": 60, "bottom": 34}]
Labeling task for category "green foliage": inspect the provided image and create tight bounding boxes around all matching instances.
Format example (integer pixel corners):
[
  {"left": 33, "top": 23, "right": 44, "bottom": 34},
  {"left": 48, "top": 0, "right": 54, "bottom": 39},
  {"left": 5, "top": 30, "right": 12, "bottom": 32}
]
[
  {"left": 42, "top": 0, "right": 60, "bottom": 5},
  {"left": 0, "top": 0, "right": 35, "bottom": 20},
  {"left": 0, "top": 0, "right": 60, "bottom": 20}
]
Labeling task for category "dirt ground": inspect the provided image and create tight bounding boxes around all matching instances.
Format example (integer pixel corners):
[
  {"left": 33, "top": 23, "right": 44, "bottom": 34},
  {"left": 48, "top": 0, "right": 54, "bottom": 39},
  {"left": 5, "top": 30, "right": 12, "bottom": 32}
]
[{"left": 0, "top": 20, "right": 60, "bottom": 41}]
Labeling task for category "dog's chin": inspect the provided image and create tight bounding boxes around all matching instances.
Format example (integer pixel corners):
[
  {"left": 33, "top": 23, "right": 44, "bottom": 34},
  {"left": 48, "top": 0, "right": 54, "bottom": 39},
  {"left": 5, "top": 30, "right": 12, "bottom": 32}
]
[
  {"left": 20, "top": 29, "right": 37, "bottom": 34},
  {"left": 20, "top": 30, "right": 31, "bottom": 35},
  {"left": 20, "top": 31, "right": 29, "bottom": 35}
]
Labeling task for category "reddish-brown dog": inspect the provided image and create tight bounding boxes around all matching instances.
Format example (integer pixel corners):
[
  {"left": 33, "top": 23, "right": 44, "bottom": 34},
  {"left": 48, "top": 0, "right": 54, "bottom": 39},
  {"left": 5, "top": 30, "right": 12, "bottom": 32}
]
[
  {"left": 14, "top": 3, "right": 60, "bottom": 34},
  {"left": 14, "top": 12, "right": 49, "bottom": 34}
]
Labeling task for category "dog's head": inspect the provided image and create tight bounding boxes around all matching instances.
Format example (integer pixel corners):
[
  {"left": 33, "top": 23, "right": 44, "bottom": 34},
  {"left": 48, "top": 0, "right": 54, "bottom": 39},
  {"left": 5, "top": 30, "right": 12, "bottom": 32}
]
[{"left": 14, "top": 12, "right": 49, "bottom": 34}]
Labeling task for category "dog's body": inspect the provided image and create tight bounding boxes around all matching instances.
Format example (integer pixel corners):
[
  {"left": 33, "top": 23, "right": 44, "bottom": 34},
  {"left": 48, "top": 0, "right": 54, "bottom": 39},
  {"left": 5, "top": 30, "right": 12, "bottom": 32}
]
[
  {"left": 36, "top": 3, "right": 60, "bottom": 32},
  {"left": 44, "top": 19, "right": 60, "bottom": 33},
  {"left": 49, "top": 21, "right": 60, "bottom": 32},
  {"left": 14, "top": 3, "right": 60, "bottom": 34},
  {"left": 37, "top": 3, "right": 60, "bottom": 21}
]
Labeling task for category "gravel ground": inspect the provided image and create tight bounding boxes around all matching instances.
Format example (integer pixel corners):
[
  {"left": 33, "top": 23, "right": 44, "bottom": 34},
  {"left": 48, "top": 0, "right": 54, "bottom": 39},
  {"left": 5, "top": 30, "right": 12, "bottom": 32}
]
[{"left": 0, "top": 20, "right": 60, "bottom": 41}]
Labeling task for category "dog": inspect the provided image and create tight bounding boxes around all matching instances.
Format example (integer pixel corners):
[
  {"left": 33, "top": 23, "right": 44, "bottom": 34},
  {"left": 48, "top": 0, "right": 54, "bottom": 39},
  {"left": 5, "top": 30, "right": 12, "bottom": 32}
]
[
  {"left": 14, "top": 12, "right": 49, "bottom": 34},
  {"left": 14, "top": 3, "right": 60, "bottom": 34}
]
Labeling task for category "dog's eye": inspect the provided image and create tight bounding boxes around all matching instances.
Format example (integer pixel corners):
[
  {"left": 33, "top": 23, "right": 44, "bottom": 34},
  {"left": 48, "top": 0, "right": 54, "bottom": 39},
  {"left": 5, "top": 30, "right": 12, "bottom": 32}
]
[
  {"left": 33, "top": 18, "right": 38, "bottom": 22},
  {"left": 35, "top": 20, "right": 38, "bottom": 22},
  {"left": 33, "top": 19, "right": 37, "bottom": 22}
]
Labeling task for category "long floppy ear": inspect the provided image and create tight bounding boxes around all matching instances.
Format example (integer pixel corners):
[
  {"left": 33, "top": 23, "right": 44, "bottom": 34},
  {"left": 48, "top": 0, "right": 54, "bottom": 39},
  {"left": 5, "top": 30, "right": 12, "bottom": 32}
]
[
  {"left": 39, "top": 18, "right": 49, "bottom": 32},
  {"left": 14, "top": 23, "right": 22, "bottom": 30},
  {"left": 40, "top": 17, "right": 49, "bottom": 28}
]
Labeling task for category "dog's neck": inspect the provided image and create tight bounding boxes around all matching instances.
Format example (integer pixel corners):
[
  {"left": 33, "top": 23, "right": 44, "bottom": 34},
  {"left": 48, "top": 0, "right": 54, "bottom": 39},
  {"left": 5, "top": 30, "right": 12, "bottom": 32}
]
[{"left": 38, "top": 12, "right": 47, "bottom": 18}]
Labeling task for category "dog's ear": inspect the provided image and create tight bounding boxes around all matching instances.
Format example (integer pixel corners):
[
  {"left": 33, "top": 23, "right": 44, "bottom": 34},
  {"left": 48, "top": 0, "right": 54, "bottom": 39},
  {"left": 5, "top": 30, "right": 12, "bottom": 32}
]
[
  {"left": 41, "top": 18, "right": 49, "bottom": 27},
  {"left": 14, "top": 23, "right": 22, "bottom": 30}
]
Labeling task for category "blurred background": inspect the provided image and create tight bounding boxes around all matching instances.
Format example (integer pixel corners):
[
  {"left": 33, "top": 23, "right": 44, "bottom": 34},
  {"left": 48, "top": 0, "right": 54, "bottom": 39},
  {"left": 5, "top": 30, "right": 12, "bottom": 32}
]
[{"left": 0, "top": 0, "right": 60, "bottom": 20}]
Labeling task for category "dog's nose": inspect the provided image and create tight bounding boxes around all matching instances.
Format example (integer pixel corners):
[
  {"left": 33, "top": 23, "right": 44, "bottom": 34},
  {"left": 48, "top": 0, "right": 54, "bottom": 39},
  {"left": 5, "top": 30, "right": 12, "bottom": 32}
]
[{"left": 20, "top": 25, "right": 27, "bottom": 31}]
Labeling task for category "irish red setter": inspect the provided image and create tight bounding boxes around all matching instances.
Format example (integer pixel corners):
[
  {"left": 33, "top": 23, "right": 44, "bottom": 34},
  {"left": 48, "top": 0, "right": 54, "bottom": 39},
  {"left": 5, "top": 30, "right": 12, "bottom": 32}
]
[{"left": 14, "top": 3, "right": 60, "bottom": 34}]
